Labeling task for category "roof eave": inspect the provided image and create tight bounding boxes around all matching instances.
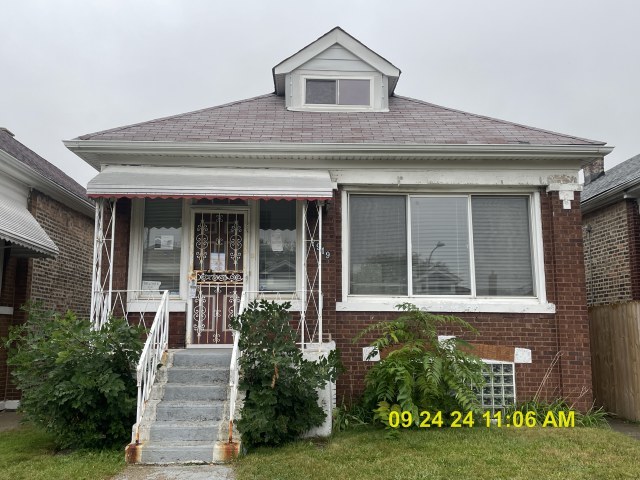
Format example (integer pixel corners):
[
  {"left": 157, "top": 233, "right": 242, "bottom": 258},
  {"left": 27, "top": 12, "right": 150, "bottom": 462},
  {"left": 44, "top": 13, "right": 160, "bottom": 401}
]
[
  {"left": 581, "top": 177, "right": 640, "bottom": 213},
  {"left": 65, "top": 139, "right": 613, "bottom": 169},
  {"left": 0, "top": 150, "right": 94, "bottom": 216}
]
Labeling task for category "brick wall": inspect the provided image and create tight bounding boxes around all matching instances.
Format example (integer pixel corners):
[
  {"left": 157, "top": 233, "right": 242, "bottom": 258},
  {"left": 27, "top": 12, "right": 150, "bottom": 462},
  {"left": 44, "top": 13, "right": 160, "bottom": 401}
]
[
  {"left": 1, "top": 191, "right": 94, "bottom": 405},
  {"left": 582, "top": 201, "right": 632, "bottom": 306},
  {"left": 29, "top": 191, "right": 94, "bottom": 317},
  {"left": 326, "top": 189, "right": 593, "bottom": 412}
]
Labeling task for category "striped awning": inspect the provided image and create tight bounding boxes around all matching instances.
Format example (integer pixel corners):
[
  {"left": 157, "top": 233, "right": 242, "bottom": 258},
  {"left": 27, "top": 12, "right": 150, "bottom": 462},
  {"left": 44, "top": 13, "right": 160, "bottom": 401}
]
[
  {"left": 87, "top": 166, "right": 335, "bottom": 200},
  {"left": 0, "top": 197, "right": 58, "bottom": 258}
]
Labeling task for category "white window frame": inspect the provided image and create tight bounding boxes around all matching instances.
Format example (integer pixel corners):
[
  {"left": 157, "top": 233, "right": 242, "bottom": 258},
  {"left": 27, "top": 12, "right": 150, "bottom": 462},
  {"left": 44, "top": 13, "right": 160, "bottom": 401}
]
[
  {"left": 301, "top": 74, "right": 375, "bottom": 111},
  {"left": 338, "top": 189, "right": 553, "bottom": 313},
  {"left": 249, "top": 200, "right": 304, "bottom": 306},
  {"left": 127, "top": 198, "right": 190, "bottom": 312}
]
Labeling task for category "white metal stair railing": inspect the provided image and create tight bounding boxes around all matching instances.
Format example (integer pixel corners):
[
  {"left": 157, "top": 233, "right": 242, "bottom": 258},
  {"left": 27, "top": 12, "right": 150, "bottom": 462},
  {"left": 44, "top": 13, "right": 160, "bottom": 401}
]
[
  {"left": 91, "top": 290, "right": 168, "bottom": 330},
  {"left": 132, "top": 290, "right": 170, "bottom": 444},
  {"left": 227, "top": 290, "right": 247, "bottom": 444}
]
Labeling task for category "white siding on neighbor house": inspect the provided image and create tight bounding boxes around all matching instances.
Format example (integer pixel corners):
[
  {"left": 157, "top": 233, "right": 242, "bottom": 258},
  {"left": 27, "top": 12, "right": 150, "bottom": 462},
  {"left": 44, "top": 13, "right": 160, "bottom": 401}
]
[{"left": 300, "top": 44, "right": 377, "bottom": 72}]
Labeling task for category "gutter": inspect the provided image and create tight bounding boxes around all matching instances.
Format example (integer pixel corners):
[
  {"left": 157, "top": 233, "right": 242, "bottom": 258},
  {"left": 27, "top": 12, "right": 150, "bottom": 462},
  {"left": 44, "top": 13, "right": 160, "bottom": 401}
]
[{"left": 64, "top": 140, "right": 614, "bottom": 170}]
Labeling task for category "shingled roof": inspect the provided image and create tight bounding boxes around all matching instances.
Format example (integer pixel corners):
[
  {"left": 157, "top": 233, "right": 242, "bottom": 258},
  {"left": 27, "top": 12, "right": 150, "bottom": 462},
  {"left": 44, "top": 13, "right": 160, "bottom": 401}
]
[
  {"left": 582, "top": 153, "right": 640, "bottom": 203},
  {"left": 75, "top": 94, "right": 604, "bottom": 146},
  {"left": 0, "top": 128, "right": 89, "bottom": 202}
]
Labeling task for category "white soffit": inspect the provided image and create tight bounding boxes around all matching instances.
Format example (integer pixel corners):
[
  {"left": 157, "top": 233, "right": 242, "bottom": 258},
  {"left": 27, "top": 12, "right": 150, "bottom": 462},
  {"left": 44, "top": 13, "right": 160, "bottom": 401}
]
[
  {"left": 87, "top": 166, "right": 335, "bottom": 200},
  {"left": 0, "top": 197, "right": 58, "bottom": 258}
]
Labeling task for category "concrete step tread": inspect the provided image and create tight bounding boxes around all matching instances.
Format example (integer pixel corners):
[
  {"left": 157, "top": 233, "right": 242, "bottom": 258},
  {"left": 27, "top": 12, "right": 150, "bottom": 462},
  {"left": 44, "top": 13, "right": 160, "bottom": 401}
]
[
  {"left": 151, "top": 420, "right": 220, "bottom": 427},
  {"left": 143, "top": 441, "right": 217, "bottom": 448},
  {"left": 157, "top": 400, "right": 226, "bottom": 406}
]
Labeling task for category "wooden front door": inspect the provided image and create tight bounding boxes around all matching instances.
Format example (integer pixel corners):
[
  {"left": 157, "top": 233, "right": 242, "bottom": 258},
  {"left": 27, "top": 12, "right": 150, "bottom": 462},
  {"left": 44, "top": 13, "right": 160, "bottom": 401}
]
[{"left": 190, "top": 211, "right": 246, "bottom": 345}]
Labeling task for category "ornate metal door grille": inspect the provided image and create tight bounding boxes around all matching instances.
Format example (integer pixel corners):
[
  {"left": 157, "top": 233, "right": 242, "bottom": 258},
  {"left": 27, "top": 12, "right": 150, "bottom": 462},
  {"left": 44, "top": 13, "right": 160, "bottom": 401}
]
[{"left": 190, "top": 212, "right": 245, "bottom": 345}]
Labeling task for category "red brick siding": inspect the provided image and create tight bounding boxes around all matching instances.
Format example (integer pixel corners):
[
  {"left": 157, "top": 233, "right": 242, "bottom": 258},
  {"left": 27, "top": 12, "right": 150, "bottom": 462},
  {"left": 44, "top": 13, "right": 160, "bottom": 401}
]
[
  {"left": 29, "top": 191, "right": 94, "bottom": 316},
  {"left": 1, "top": 257, "right": 31, "bottom": 402},
  {"left": 106, "top": 190, "right": 593, "bottom": 411},
  {"left": 582, "top": 201, "right": 632, "bottom": 306},
  {"left": 326, "top": 189, "right": 592, "bottom": 412}
]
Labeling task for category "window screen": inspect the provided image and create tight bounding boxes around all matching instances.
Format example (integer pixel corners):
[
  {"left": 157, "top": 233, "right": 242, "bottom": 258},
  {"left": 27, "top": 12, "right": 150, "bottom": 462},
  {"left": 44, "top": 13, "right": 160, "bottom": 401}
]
[{"left": 306, "top": 80, "right": 337, "bottom": 104}]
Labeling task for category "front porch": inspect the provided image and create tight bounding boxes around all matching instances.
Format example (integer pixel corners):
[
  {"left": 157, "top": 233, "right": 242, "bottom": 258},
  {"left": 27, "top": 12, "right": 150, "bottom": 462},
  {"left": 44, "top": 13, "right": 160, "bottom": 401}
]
[{"left": 87, "top": 169, "right": 335, "bottom": 462}]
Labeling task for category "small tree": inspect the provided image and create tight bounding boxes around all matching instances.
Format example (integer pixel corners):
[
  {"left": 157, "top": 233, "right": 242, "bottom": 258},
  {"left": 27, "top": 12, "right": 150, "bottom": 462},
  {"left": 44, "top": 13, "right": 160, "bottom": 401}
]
[
  {"left": 230, "top": 300, "right": 340, "bottom": 447},
  {"left": 4, "top": 303, "right": 143, "bottom": 448},
  {"left": 356, "top": 303, "right": 485, "bottom": 427}
]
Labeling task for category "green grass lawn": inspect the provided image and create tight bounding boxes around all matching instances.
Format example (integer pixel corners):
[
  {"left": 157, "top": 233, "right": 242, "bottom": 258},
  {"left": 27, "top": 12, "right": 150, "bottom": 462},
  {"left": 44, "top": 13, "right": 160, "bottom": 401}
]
[
  {"left": 235, "top": 426, "right": 640, "bottom": 480},
  {"left": 0, "top": 425, "right": 125, "bottom": 480}
]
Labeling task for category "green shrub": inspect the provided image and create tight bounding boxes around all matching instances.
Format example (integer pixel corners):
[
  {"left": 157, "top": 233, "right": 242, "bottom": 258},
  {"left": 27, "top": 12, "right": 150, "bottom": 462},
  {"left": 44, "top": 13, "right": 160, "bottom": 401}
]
[
  {"left": 230, "top": 300, "right": 341, "bottom": 448},
  {"left": 356, "top": 303, "right": 486, "bottom": 427},
  {"left": 4, "top": 303, "right": 143, "bottom": 449},
  {"left": 507, "top": 399, "right": 609, "bottom": 428}
]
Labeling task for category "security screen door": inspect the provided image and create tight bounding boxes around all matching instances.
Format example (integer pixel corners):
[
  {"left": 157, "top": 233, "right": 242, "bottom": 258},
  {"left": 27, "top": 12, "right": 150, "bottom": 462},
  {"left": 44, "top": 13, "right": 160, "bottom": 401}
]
[{"left": 190, "top": 211, "right": 245, "bottom": 345}]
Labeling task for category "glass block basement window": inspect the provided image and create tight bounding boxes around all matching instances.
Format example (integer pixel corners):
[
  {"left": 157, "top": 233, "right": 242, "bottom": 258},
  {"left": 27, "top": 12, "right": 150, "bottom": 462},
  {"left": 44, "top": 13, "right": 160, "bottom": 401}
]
[{"left": 480, "top": 361, "right": 516, "bottom": 413}]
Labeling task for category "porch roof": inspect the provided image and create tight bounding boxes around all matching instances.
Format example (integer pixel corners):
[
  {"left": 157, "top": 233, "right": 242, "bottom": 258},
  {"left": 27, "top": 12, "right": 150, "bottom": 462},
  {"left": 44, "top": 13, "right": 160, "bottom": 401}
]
[
  {"left": 0, "top": 197, "right": 58, "bottom": 258},
  {"left": 86, "top": 166, "right": 335, "bottom": 200}
]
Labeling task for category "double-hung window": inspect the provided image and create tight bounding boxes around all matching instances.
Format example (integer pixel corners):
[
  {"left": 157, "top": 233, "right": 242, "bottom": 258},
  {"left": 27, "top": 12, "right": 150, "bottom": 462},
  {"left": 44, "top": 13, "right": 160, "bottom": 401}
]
[
  {"left": 349, "top": 194, "right": 536, "bottom": 298},
  {"left": 140, "top": 199, "right": 182, "bottom": 295}
]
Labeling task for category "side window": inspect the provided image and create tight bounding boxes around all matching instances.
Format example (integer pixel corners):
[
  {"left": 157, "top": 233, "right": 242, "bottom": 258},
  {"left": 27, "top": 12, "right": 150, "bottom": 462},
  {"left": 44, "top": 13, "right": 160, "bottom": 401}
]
[
  {"left": 141, "top": 199, "right": 182, "bottom": 294},
  {"left": 259, "top": 200, "right": 297, "bottom": 292}
]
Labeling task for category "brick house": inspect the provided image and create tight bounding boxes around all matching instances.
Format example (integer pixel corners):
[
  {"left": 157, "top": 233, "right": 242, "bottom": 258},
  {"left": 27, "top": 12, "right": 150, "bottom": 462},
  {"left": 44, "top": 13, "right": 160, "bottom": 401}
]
[
  {"left": 0, "top": 127, "right": 94, "bottom": 409},
  {"left": 64, "top": 28, "right": 610, "bottom": 461},
  {"left": 582, "top": 155, "right": 640, "bottom": 305}
]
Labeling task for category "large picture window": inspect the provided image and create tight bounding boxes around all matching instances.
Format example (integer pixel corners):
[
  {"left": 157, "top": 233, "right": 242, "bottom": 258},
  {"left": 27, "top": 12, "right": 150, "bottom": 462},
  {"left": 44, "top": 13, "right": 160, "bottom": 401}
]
[
  {"left": 349, "top": 194, "right": 535, "bottom": 298},
  {"left": 141, "top": 199, "right": 182, "bottom": 294}
]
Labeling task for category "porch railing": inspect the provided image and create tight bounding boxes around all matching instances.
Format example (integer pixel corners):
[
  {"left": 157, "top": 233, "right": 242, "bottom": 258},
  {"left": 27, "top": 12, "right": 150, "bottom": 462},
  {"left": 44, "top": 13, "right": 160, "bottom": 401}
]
[
  {"left": 132, "top": 290, "right": 170, "bottom": 443},
  {"left": 91, "top": 289, "right": 169, "bottom": 330}
]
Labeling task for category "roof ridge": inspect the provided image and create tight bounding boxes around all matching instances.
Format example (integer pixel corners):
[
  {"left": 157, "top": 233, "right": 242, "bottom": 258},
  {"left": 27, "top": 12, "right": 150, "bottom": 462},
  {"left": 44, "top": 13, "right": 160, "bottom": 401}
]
[
  {"left": 77, "top": 93, "right": 277, "bottom": 140},
  {"left": 393, "top": 95, "right": 606, "bottom": 146}
]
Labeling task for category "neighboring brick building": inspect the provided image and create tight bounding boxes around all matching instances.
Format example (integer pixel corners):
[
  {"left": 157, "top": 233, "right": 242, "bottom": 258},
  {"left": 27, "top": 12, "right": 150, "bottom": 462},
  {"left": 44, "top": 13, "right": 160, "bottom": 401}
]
[
  {"left": 66, "top": 27, "right": 610, "bottom": 414},
  {"left": 0, "top": 127, "right": 94, "bottom": 409},
  {"left": 582, "top": 154, "right": 640, "bottom": 306}
]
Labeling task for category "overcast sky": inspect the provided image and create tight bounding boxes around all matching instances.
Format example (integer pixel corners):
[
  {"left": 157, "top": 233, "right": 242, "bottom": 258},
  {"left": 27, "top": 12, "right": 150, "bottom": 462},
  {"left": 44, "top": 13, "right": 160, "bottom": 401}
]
[{"left": 1, "top": 0, "right": 638, "bottom": 188}]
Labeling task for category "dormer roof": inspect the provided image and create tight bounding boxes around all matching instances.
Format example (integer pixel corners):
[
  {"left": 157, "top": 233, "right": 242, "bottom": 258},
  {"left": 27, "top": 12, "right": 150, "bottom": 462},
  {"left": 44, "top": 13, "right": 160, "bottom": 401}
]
[{"left": 272, "top": 27, "right": 401, "bottom": 96}]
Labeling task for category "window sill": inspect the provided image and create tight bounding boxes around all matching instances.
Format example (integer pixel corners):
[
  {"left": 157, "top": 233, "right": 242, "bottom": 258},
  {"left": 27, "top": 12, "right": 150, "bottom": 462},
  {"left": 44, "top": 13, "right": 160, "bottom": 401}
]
[
  {"left": 127, "top": 300, "right": 187, "bottom": 313},
  {"left": 0, "top": 306, "right": 14, "bottom": 315},
  {"left": 335, "top": 298, "right": 556, "bottom": 314}
]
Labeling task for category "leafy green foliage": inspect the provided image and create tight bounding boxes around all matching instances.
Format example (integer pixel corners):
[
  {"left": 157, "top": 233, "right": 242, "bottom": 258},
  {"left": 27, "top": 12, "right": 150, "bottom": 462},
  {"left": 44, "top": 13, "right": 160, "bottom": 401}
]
[
  {"left": 230, "top": 300, "right": 341, "bottom": 447},
  {"left": 507, "top": 399, "right": 609, "bottom": 428},
  {"left": 356, "top": 303, "right": 485, "bottom": 427},
  {"left": 332, "top": 403, "right": 372, "bottom": 432},
  {"left": 4, "top": 303, "right": 143, "bottom": 449}
]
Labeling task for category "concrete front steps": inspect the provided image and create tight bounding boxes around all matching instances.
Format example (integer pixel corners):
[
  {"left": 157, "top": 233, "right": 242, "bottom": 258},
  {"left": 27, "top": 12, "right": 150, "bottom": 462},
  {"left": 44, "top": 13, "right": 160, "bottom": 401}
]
[{"left": 127, "top": 349, "right": 241, "bottom": 464}]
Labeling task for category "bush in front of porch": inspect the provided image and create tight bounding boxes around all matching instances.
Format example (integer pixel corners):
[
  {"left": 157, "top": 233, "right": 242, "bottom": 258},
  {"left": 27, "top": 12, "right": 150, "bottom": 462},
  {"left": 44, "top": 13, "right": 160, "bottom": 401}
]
[
  {"left": 231, "top": 300, "right": 341, "bottom": 448},
  {"left": 4, "top": 303, "right": 143, "bottom": 449}
]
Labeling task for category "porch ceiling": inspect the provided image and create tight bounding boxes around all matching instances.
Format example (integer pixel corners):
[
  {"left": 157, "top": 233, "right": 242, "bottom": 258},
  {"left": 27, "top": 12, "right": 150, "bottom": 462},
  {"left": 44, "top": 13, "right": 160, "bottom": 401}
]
[
  {"left": 86, "top": 166, "right": 335, "bottom": 200},
  {"left": 0, "top": 197, "right": 58, "bottom": 258}
]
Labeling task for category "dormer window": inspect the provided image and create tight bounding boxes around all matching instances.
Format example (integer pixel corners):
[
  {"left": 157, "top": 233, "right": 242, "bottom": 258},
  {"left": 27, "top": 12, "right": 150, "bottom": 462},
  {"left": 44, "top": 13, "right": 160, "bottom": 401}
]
[{"left": 305, "top": 79, "right": 371, "bottom": 106}]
